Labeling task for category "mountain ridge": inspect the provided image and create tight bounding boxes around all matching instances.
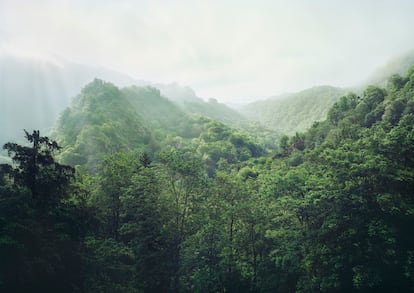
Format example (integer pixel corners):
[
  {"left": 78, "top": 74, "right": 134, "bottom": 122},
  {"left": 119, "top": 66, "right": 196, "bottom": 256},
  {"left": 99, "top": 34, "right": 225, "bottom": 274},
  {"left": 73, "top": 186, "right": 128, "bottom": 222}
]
[
  {"left": 2, "top": 49, "right": 414, "bottom": 148},
  {"left": 240, "top": 85, "right": 347, "bottom": 135},
  {"left": 0, "top": 54, "right": 241, "bottom": 147}
]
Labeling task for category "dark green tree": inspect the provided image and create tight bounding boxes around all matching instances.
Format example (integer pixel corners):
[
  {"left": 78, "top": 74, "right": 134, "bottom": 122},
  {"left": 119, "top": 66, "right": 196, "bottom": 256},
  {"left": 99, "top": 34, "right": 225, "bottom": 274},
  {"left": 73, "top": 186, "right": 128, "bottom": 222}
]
[
  {"left": 3, "top": 130, "right": 74, "bottom": 207},
  {"left": 0, "top": 130, "right": 82, "bottom": 292}
]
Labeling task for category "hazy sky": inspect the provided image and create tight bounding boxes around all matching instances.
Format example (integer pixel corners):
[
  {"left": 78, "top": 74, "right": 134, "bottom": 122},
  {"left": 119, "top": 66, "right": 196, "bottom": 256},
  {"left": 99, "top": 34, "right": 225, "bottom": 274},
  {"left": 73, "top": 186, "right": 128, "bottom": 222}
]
[{"left": 1, "top": 0, "right": 414, "bottom": 102}]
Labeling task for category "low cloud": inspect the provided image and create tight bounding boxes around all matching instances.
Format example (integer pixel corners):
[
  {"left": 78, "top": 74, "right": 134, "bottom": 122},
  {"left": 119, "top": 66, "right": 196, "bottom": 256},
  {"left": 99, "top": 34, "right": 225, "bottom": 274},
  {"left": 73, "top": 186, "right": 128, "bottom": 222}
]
[{"left": 2, "top": 0, "right": 414, "bottom": 102}]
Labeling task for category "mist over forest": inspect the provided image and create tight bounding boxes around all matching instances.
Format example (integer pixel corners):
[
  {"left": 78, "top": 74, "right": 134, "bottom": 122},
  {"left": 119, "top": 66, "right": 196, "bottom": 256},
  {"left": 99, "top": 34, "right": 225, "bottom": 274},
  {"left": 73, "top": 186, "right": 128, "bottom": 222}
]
[{"left": 1, "top": 1, "right": 414, "bottom": 292}]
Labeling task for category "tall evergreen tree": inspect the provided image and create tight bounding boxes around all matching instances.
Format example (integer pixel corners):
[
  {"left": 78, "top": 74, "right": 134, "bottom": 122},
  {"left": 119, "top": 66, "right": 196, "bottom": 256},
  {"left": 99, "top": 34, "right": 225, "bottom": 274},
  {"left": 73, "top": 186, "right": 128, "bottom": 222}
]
[{"left": 0, "top": 130, "right": 81, "bottom": 292}]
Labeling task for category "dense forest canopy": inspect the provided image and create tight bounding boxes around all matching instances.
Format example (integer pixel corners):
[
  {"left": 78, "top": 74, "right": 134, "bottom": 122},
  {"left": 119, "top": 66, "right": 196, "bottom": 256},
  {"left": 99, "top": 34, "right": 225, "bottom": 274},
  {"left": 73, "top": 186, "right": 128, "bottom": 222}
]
[{"left": 1, "top": 66, "right": 414, "bottom": 293}]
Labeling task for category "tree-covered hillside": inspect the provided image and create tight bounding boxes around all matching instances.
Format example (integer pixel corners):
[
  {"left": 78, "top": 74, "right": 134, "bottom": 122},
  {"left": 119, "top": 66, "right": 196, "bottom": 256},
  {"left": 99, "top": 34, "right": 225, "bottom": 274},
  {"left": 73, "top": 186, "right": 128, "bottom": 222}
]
[
  {"left": 122, "top": 85, "right": 194, "bottom": 138},
  {"left": 0, "top": 55, "right": 244, "bottom": 149},
  {"left": 260, "top": 67, "right": 414, "bottom": 292},
  {"left": 240, "top": 86, "right": 347, "bottom": 135},
  {"left": 155, "top": 82, "right": 246, "bottom": 124},
  {"left": 54, "top": 79, "right": 155, "bottom": 173},
  {"left": 0, "top": 54, "right": 142, "bottom": 147},
  {"left": 1, "top": 67, "right": 414, "bottom": 292},
  {"left": 54, "top": 79, "right": 265, "bottom": 174}
]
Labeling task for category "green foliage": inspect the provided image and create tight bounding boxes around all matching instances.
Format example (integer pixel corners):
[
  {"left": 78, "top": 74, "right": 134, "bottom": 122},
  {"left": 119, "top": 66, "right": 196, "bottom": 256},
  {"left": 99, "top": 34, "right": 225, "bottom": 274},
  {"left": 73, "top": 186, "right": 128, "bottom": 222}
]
[
  {"left": 3, "top": 130, "right": 74, "bottom": 207},
  {"left": 154, "top": 82, "right": 246, "bottom": 126},
  {"left": 241, "top": 86, "right": 347, "bottom": 134},
  {"left": 55, "top": 79, "right": 155, "bottom": 173},
  {"left": 0, "top": 131, "right": 82, "bottom": 292},
  {"left": 327, "top": 93, "right": 359, "bottom": 125},
  {"left": 181, "top": 97, "right": 246, "bottom": 125},
  {"left": 82, "top": 237, "right": 136, "bottom": 292},
  {"left": 195, "top": 120, "right": 264, "bottom": 176},
  {"left": 122, "top": 86, "right": 197, "bottom": 139},
  {"left": 3, "top": 68, "right": 414, "bottom": 292},
  {"left": 262, "top": 67, "right": 414, "bottom": 292}
]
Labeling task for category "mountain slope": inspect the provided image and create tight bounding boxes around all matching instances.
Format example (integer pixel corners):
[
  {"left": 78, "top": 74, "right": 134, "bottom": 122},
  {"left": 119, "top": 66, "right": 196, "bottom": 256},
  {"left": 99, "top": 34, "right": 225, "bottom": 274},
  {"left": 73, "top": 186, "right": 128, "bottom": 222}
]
[
  {"left": 122, "top": 86, "right": 201, "bottom": 139},
  {"left": 54, "top": 79, "right": 154, "bottom": 172},
  {"left": 154, "top": 82, "right": 246, "bottom": 124},
  {"left": 0, "top": 54, "right": 243, "bottom": 148},
  {"left": 242, "top": 50, "right": 414, "bottom": 136},
  {"left": 261, "top": 65, "right": 414, "bottom": 293},
  {"left": 0, "top": 54, "right": 143, "bottom": 147},
  {"left": 240, "top": 86, "right": 346, "bottom": 135}
]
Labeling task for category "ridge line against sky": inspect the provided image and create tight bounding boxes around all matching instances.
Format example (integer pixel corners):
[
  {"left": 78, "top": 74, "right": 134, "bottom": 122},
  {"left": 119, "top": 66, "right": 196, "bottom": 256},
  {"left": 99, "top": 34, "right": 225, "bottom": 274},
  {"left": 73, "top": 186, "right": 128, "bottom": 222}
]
[{"left": 1, "top": 0, "right": 414, "bottom": 103}]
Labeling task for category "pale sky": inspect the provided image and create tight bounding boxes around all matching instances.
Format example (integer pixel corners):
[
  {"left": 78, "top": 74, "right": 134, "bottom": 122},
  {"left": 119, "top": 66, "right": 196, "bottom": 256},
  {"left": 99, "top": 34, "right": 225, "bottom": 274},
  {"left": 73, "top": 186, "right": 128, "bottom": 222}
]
[{"left": 1, "top": 0, "right": 414, "bottom": 102}]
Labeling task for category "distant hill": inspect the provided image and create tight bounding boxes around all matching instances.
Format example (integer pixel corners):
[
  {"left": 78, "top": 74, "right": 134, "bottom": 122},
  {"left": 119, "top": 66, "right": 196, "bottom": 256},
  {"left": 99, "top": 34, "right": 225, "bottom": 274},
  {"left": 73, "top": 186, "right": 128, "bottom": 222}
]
[
  {"left": 0, "top": 54, "right": 142, "bottom": 147},
  {"left": 53, "top": 79, "right": 264, "bottom": 174},
  {"left": 241, "top": 49, "right": 414, "bottom": 135},
  {"left": 54, "top": 79, "right": 154, "bottom": 172},
  {"left": 4, "top": 49, "right": 414, "bottom": 146},
  {"left": 121, "top": 85, "right": 201, "bottom": 139},
  {"left": 240, "top": 86, "right": 347, "bottom": 135},
  {"left": 0, "top": 54, "right": 243, "bottom": 148},
  {"left": 154, "top": 82, "right": 246, "bottom": 124}
]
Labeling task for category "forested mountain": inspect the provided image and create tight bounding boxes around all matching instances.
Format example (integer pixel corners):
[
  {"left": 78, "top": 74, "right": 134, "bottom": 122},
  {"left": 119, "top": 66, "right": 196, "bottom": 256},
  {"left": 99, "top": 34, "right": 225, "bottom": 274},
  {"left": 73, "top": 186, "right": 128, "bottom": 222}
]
[
  {"left": 4, "top": 50, "right": 414, "bottom": 151},
  {"left": 1, "top": 65, "right": 413, "bottom": 292},
  {"left": 122, "top": 86, "right": 193, "bottom": 137},
  {"left": 239, "top": 50, "right": 414, "bottom": 136},
  {"left": 143, "top": 82, "right": 246, "bottom": 124},
  {"left": 240, "top": 86, "right": 347, "bottom": 134},
  {"left": 54, "top": 79, "right": 264, "bottom": 174},
  {"left": 53, "top": 79, "right": 154, "bottom": 173},
  {"left": 0, "top": 54, "right": 142, "bottom": 147},
  {"left": 0, "top": 55, "right": 243, "bottom": 148}
]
